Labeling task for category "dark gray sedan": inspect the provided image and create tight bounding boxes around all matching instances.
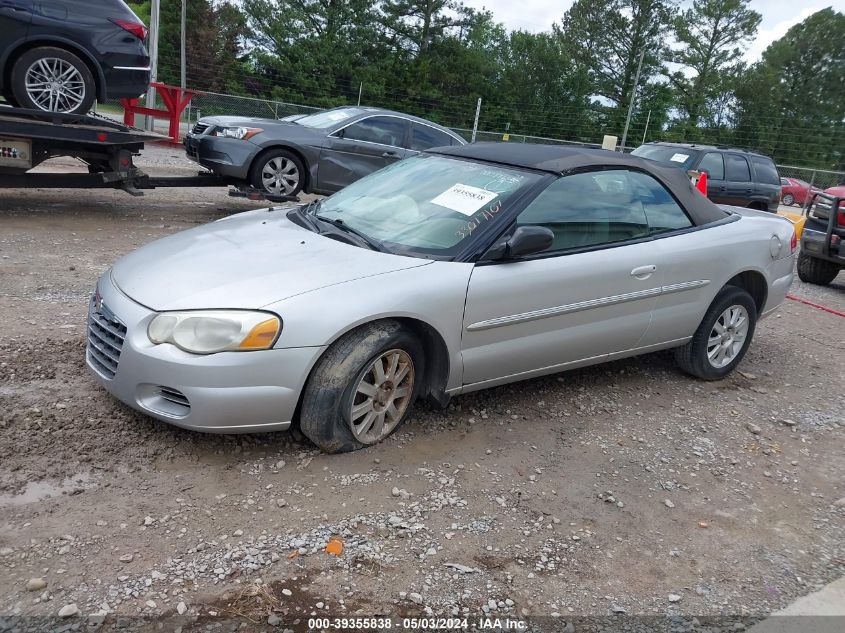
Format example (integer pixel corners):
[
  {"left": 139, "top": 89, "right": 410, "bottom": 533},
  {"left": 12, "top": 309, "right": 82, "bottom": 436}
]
[{"left": 185, "top": 106, "right": 466, "bottom": 196}]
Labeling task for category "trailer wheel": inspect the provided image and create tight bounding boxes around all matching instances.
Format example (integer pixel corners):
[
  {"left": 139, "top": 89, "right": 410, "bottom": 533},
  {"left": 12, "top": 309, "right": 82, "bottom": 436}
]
[{"left": 11, "top": 47, "right": 95, "bottom": 115}]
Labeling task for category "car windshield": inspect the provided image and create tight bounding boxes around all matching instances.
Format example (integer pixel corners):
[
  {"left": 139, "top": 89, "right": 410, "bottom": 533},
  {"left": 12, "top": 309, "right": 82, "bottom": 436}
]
[
  {"left": 631, "top": 145, "right": 700, "bottom": 169},
  {"left": 312, "top": 155, "right": 542, "bottom": 257},
  {"left": 295, "top": 108, "right": 364, "bottom": 129}
]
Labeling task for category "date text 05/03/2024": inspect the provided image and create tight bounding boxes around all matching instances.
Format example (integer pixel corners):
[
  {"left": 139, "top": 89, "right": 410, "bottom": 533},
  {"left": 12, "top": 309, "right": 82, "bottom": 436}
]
[{"left": 306, "top": 617, "right": 528, "bottom": 630}]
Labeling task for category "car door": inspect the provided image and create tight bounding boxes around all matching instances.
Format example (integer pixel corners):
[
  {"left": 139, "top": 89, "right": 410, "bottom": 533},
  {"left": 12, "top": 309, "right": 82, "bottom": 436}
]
[
  {"left": 697, "top": 151, "right": 728, "bottom": 204},
  {"left": 317, "top": 115, "right": 409, "bottom": 191},
  {"left": 748, "top": 155, "right": 781, "bottom": 210},
  {"left": 724, "top": 153, "right": 753, "bottom": 206},
  {"left": 461, "top": 169, "right": 663, "bottom": 387},
  {"left": 0, "top": 0, "right": 33, "bottom": 63},
  {"left": 623, "top": 170, "right": 722, "bottom": 346}
]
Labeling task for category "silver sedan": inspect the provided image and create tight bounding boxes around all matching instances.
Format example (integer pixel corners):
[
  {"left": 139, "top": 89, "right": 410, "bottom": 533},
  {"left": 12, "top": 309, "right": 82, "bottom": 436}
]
[{"left": 87, "top": 144, "right": 796, "bottom": 452}]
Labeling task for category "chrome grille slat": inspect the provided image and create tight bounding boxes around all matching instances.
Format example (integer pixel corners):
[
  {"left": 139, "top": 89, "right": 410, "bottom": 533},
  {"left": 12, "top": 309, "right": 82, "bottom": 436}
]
[
  {"left": 87, "top": 350, "right": 115, "bottom": 375},
  {"left": 89, "top": 325, "right": 122, "bottom": 353},
  {"left": 89, "top": 312, "right": 126, "bottom": 341},
  {"left": 192, "top": 122, "right": 209, "bottom": 134},
  {"left": 87, "top": 334, "right": 120, "bottom": 365},
  {"left": 86, "top": 294, "right": 127, "bottom": 380}
]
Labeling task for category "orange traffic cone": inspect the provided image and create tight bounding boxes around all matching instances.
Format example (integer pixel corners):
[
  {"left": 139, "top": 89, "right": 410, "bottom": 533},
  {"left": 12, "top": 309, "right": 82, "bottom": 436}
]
[{"left": 696, "top": 171, "right": 708, "bottom": 197}]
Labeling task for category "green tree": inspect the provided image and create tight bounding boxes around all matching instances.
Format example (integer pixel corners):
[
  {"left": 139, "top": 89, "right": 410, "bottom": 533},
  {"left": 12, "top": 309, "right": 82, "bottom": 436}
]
[
  {"left": 242, "top": 0, "right": 384, "bottom": 104},
  {"left": 668, "top": 0, "right": 760, "bottom": 139},
  {"left": 560, "top": 0, "right": 675, "bottom": 134},
  {"left": 126, "top": 0, "right": 246, "bottom": 92},
  {"left": 734, "top": 8, "right": 845, "bottom": 167}
]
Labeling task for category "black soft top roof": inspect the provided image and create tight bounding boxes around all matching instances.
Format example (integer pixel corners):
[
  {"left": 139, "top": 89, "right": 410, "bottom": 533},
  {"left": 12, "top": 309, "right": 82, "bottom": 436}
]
[{"left": 429, "top": 142, "right": 729, "bottom": 226}]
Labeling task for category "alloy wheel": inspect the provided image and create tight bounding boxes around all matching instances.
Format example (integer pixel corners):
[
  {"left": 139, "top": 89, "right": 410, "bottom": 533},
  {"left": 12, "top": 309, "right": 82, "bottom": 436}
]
[
  {"left": 25, "top": 58, "right": 86, "bottom": 113},
  {"left": 260, "top": 157, "right": 300, "bottom": 195},
  {"left": 706, "top": 305, "right": 749, "bottom": 368},
  {"left": 349, "top": 349, "right": 414, "bottom": 444}
]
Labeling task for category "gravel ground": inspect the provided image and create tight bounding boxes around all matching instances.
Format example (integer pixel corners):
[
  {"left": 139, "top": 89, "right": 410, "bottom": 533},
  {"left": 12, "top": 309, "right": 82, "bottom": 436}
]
[{"left": 0, "top": 145, "right": 843, "bottom": 631}]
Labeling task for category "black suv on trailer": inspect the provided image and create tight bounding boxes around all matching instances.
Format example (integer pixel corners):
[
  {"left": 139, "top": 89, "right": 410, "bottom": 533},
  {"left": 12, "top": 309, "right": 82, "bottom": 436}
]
[
  {"left": 0, "top": 0, "right": 150, "bottom": 114},
  {"left": 632, "top": 142, "right": 781, "bottom": 212}
]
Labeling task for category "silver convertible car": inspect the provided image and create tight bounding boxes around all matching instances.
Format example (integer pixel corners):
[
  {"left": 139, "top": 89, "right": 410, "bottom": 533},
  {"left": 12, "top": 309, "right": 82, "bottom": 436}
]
[{"left": 87, "top": 144, "right": 796, "bottom": 452}]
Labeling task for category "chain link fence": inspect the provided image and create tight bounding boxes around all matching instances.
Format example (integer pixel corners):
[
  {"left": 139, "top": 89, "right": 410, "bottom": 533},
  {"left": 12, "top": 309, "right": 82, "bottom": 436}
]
[
  {"left": 102, "top": 90, "right": 845, "bottom": 187},
  {"left": 776, "top": 165, "right": 844, "bottom": 190},
  {"left": 186, "top": 91, "right": 323, "bottom": 122}
]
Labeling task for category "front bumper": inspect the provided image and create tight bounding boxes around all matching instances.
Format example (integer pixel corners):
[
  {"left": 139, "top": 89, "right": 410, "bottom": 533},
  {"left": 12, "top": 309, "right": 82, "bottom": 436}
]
[
  {"left": 85, "top": 274, "right": 324, "bottom": 434},
  {"left": 801, "top": 224, "right": 845, "bottom": 265},
  {"left": 183, "top": 133, "right": 257, "bottom": 181}
]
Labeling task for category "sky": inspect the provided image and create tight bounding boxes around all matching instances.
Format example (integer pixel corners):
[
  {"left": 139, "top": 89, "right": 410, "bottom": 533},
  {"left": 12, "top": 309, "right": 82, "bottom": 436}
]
[{"left": 460, "top": 0, "right": 845, "bottom": 62}]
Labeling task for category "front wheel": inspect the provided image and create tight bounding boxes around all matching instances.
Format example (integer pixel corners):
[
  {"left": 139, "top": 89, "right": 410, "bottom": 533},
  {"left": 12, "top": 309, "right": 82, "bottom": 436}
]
[
  {"left": 10, "top": 47, "right": 95, "bottom": 114},
  {"left": 299, "top": 321, "right": 424, "bottom": 453},
  {"left": 782, "top": 193, "right": 794, "bottom": 206},
  {"left": 249, "top": 149, "right": 304, "bottom": 197},
  {"left": 797, "top": 252, "right": 840, "bottom": 285},
  {"left": 675, "top": 286, "right": 757, "bottom": 380}
]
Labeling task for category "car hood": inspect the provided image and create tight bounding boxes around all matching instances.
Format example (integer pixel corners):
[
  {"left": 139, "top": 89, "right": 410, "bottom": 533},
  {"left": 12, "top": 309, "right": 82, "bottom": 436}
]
[
  {"left": 111, "top": 208, "right": 432, "bottom": 311},
  {"left": 199, "top": 115, "right": 295, "bottom": 127}
]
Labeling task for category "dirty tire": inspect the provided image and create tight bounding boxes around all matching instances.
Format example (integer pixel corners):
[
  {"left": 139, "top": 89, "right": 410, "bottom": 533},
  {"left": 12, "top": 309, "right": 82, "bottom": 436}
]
[
  {"left": 11, "top": 47, "right": 95, "bottom": 114},
  {"left": 299, "top": 321, "right": 424, "bottom": 453},
  {"left": 796, "top": 252, "right": 840, "bottom": 286},
  {"left": 249, "top": 148, "right": 305, "bottom": 197},
  {"left": 674, "top": 286, "right": 757, "bottom": 381}
]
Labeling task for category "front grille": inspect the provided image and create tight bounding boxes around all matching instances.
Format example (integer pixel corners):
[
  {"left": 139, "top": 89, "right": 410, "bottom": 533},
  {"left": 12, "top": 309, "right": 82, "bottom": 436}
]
[
  {"left": 87, "top": 297, "right": 127, "bottom": 380},
  {"left": 192, "top": 122, "right": 209, "bottom": 135}
]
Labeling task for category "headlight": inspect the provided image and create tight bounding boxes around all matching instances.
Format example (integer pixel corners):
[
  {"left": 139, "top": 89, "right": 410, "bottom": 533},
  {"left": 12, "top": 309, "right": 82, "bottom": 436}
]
[
  {"left": 214, "top": 126, "right": 263, "bottom": 140},
  {"left": 148, "top": 310, "right": 281, "bottom": 354}
]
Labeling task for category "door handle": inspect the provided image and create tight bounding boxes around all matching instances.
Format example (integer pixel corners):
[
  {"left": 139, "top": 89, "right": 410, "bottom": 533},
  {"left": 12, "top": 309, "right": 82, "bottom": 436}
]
[
  {"left": 382, "top": 150, "right": 397, "bottom": 158},
  {"left": 631, "top": 265, "right": 657, "bottom": 279}
]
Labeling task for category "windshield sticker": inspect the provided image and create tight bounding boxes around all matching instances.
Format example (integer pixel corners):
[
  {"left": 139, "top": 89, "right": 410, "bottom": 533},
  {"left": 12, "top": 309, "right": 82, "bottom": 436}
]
[
  {"left": 432, "top": 184, "right": 498, "bottom": 216},
  {"left": 670, "top": 153, "right": 690, "bottom": 163}
]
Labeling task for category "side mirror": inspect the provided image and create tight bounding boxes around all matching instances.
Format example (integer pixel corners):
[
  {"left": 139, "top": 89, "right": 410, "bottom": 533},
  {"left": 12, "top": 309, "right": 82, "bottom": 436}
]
[{"left": 487, "top": 225, "right": 554, "bottom": 261}]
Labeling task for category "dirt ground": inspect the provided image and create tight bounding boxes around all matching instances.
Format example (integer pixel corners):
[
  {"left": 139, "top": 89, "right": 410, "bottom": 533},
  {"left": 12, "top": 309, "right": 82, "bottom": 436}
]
[{"left": 0, "top": 146, "right": 843, "bottom": 631}]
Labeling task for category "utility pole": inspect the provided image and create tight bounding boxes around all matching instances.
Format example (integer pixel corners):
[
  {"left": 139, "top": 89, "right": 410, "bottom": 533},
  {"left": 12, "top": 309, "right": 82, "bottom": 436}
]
[
  {"left": 180, "top": 0, "right": 186, "bottom": 91},
  {"left": 641, "top": 110, "right": 651, "bottom": 145},
  {"left": 620, "top": 47, "right": 645, "bottom": 153},
  {"left": 144, "top": 0, "right": 160, "bottom": 131},
  {"left": 357, "top": 82, "right": 363, "bottom": 106},
  {"left": 471, "top": 98, "right": 482, "bottom": 143}
]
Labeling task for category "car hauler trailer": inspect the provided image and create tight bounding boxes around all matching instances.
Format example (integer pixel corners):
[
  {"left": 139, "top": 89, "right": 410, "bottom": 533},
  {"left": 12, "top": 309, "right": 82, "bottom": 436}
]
[{"left": 0, "top": 106, "right": 295, "bottom": 201}]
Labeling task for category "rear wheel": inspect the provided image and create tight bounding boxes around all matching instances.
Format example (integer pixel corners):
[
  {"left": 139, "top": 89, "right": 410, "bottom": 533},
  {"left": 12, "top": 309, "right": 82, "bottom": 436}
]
[
  {"left": 299, "top": 321, "right": 424, "bottom": 453},
  {"left": 249, "top": 148, "right": 304, "bottom": 196},
  {"left": 10, "top": 47, "right": 95, "bottom": 114},
  {"left": 782, "top": 193, "right": 794, "bottom": 206},
  {"left": 797, "top": 252, "right": 840, "bottom": 285},
  {"left": 675, "top": 286, "right": 757, "bottom": 380}
]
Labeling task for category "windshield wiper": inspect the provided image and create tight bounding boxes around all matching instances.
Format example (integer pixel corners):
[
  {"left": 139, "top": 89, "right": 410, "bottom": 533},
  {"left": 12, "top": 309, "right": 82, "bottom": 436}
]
[
  {"left": 315, "top": 214, "right": 389, "bottom": 253},
  {"left": 290, "top": 203, "right": 320, "bottom": 232}
]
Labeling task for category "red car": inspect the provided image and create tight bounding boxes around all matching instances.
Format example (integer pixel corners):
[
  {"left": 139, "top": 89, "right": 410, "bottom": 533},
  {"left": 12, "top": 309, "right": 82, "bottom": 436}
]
[{"left": 780, "top": 177, "right": 821, "bottom": 206}]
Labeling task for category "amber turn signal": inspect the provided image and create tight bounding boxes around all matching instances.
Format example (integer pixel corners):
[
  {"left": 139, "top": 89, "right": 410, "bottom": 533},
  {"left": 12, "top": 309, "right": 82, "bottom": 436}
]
[{"left": 239, "top": 318, "right": 281, "bottom": 349}]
